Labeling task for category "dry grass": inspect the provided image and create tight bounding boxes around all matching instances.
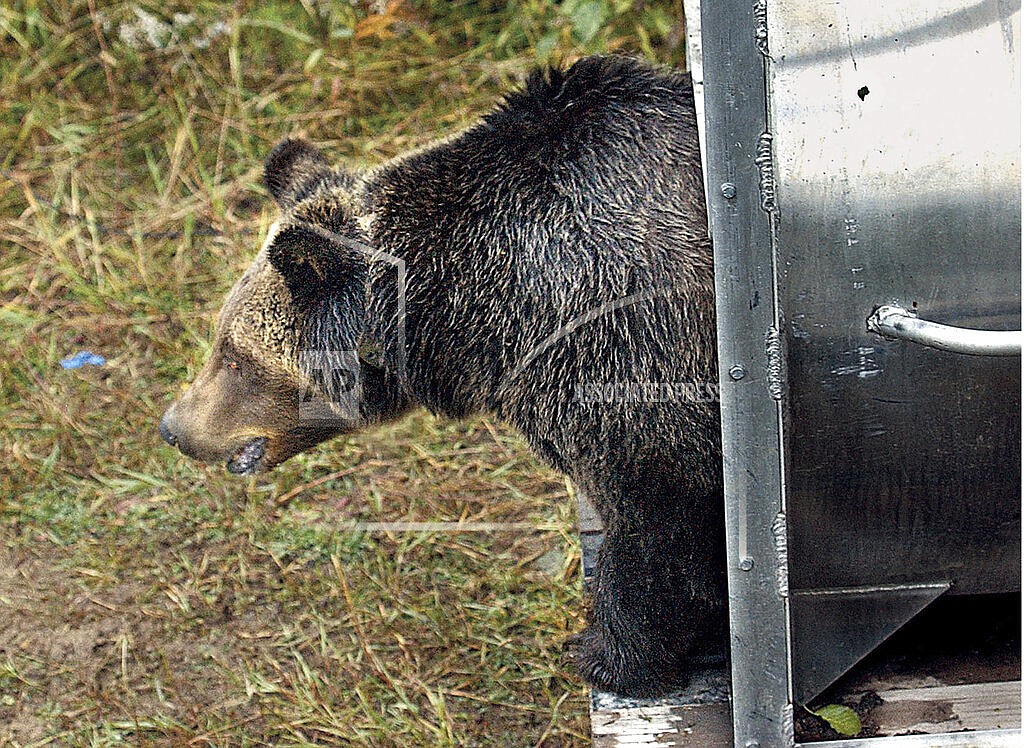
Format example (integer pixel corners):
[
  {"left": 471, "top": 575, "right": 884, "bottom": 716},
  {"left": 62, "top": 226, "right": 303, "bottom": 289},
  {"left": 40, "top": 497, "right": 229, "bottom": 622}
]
[{"left": 0, "top": 1, "right": 687, "bottom": 744}]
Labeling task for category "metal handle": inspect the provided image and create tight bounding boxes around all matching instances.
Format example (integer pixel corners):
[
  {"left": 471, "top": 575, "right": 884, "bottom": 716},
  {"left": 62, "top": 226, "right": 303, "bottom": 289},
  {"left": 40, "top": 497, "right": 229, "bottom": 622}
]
[{"left": 867, "top": 304, "right": 1022, "bottom": 356}]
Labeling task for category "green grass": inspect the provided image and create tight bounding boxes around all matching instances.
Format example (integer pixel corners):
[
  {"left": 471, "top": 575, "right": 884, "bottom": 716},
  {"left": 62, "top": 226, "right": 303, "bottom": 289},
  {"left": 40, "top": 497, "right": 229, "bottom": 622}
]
[{"left": 1, "top": 1, "right": 688, "bottom": 744}]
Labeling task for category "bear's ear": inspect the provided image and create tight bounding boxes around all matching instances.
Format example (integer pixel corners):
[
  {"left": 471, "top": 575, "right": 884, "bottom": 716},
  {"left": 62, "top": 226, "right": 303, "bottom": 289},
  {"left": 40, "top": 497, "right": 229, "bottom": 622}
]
[
  {"left": 264, "top": 138, "right": 332, "bottom": 208},
  {"left": 266, "top": 224, "right": 358, "bottom": 299}
]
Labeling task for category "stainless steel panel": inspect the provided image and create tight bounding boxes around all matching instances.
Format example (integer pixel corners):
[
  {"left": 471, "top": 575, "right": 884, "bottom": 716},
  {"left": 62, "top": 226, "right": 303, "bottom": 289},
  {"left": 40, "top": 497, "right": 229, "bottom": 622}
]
[
  {"left": 767, "top": 0, "right": 1021, "bottom": 601},
  {"left": 789, "top": 581, "right": 949, "bottom": 702},
  {"left": 691, "top": 0, "right": 794, "bottom": 745},
  {"left": 693, "top": 0, "right": 1019, "bottom": 738}
]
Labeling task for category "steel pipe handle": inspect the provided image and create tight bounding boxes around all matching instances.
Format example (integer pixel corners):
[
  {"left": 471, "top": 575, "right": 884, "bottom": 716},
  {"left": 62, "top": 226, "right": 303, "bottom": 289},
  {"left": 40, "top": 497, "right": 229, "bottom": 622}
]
[{"left": 867, "top": 304, "right": 1022, "bottom": 356}]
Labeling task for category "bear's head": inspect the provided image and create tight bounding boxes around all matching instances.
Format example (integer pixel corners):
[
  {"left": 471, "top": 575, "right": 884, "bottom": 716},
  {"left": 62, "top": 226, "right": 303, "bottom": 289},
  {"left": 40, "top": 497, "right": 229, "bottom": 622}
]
[{"left": 160, "top": 139, "right": 408, "bottom": 474}]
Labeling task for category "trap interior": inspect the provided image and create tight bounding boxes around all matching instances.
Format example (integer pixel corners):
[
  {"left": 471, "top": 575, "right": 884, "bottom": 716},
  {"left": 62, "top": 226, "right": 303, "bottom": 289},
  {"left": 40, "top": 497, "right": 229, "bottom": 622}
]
[{"left": 577, "top": 491, "right": 1021, "bottom": 746}]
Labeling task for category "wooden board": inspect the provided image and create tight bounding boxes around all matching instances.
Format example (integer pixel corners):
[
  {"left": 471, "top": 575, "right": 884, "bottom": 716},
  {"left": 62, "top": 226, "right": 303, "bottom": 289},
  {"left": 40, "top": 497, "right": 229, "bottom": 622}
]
[
  {"left": 868, "top": 680, "right": 1020, "bottom": 735},
  {"left": 592, "top": 702, "right": 732, "bottom": 747}
]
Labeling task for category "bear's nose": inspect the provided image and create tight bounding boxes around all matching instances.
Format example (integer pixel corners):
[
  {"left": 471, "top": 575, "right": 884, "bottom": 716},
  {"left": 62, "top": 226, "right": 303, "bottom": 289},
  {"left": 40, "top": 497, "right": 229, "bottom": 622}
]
[{"left": 159, "top": 415, "right": 179, "bottom": 447}]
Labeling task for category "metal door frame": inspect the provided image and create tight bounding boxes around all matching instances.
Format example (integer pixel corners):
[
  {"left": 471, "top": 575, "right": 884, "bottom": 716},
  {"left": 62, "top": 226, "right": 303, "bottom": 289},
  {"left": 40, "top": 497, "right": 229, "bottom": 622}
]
[{"left": 686, "top": 0, "right": 794, "bottom": 745}]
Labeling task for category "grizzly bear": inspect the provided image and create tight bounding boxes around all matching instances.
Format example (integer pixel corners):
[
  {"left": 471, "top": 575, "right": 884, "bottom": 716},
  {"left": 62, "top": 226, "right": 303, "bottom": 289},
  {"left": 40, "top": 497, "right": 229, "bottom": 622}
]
[{"left": 160, "top": 55, "right": 725, "bottom": 697}]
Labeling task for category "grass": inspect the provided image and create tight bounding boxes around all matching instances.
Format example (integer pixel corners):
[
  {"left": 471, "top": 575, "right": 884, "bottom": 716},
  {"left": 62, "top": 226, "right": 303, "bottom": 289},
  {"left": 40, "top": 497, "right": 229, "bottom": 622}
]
[{"left": 0, "top": 1, "right": 688, "bottom": 745}]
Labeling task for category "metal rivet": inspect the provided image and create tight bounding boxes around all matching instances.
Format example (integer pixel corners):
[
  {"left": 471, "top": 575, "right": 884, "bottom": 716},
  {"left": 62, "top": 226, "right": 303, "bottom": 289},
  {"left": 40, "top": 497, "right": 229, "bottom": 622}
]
[
  {"left": 721, "top": 182, "right": 737, "bottom": 199},
  {"left": 739, "top": 557, "right": 754, "bottom": 572},
  {"left": 729, "top": 364, "right": 746, "bottom": 381},
  {"left": 745, "top": 741, "right": 760, "bottom": 748}
]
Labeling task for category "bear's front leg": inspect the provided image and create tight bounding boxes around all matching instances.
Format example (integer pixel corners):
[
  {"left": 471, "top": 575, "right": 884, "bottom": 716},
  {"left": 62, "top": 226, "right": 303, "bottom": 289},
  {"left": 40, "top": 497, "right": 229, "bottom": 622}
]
[{"left": 567, "top": 496, "right": 725, "bottom": 697}]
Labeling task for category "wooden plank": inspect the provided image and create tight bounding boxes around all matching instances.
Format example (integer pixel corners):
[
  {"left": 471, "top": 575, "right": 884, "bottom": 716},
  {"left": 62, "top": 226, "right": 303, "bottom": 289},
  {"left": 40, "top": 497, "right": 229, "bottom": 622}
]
[
  {"left": 590, "top": 669, "right": 733, "bottom": 747},
  {"left": 870, "top": 680, "right": 1020, "bottom": 734},
  {"left": 592, "top": 702, "right": 732, "bottom": 747}
]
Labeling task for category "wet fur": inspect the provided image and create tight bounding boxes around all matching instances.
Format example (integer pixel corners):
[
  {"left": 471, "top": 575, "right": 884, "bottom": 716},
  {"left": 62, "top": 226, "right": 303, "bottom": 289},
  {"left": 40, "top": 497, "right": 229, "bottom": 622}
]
[{"left": 166, "top": 55, "right": 726, "bottom": 696}]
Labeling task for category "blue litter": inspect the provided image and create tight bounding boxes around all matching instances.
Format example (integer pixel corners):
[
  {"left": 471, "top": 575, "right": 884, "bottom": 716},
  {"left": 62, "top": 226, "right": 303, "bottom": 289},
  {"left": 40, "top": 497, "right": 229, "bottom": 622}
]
[{"left": 60, "top": 351, "right": 106, "bottom": 369}]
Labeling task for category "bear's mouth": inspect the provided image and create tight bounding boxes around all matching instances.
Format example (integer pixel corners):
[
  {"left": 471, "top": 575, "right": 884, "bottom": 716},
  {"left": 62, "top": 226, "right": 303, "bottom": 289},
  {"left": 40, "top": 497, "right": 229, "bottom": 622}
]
[{"left": 226, "top": 437, "right": 268, "bottom": 475}]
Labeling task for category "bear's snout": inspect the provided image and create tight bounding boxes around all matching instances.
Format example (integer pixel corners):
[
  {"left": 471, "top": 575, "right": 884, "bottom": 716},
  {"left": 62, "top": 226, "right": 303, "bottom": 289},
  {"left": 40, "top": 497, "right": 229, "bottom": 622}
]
[
  {"left": 158, "top": 414, "right": 178, "bottom": 447},
  {"left": 159, "top": 406, "right": 202, "bottom": 458},
  {"left": 160, "top": 394, "right": 292, "bottom": 474},
  {"left": 158, "top": 403, "right": 226, "bottom": 464}
]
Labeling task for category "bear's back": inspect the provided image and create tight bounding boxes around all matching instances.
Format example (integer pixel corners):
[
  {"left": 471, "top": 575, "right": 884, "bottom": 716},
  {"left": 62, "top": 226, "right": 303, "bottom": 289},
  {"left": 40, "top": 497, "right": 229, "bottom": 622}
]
[
  {"left": 364, "top": 56, "right": 704, "bottom": 246},
  {"left": 361, "top": 56, "right": 714, "bottom": 428}
]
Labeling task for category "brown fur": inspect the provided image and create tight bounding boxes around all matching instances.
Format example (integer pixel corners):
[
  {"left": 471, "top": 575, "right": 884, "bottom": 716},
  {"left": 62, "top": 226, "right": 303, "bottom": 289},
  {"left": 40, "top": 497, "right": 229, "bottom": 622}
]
[{"left": 162, "top": 56, "right": 725, "bottom": 696}]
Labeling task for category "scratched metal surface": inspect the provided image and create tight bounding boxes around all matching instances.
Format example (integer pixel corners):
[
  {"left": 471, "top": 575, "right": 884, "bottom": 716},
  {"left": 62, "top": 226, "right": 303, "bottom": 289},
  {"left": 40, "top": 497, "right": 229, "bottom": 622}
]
[
  {"left": 767, "top": 0, "right": 1021, "bottom": 594},
  {"left": 697, "top": 0, "right": 796, "bottom": 742}
]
